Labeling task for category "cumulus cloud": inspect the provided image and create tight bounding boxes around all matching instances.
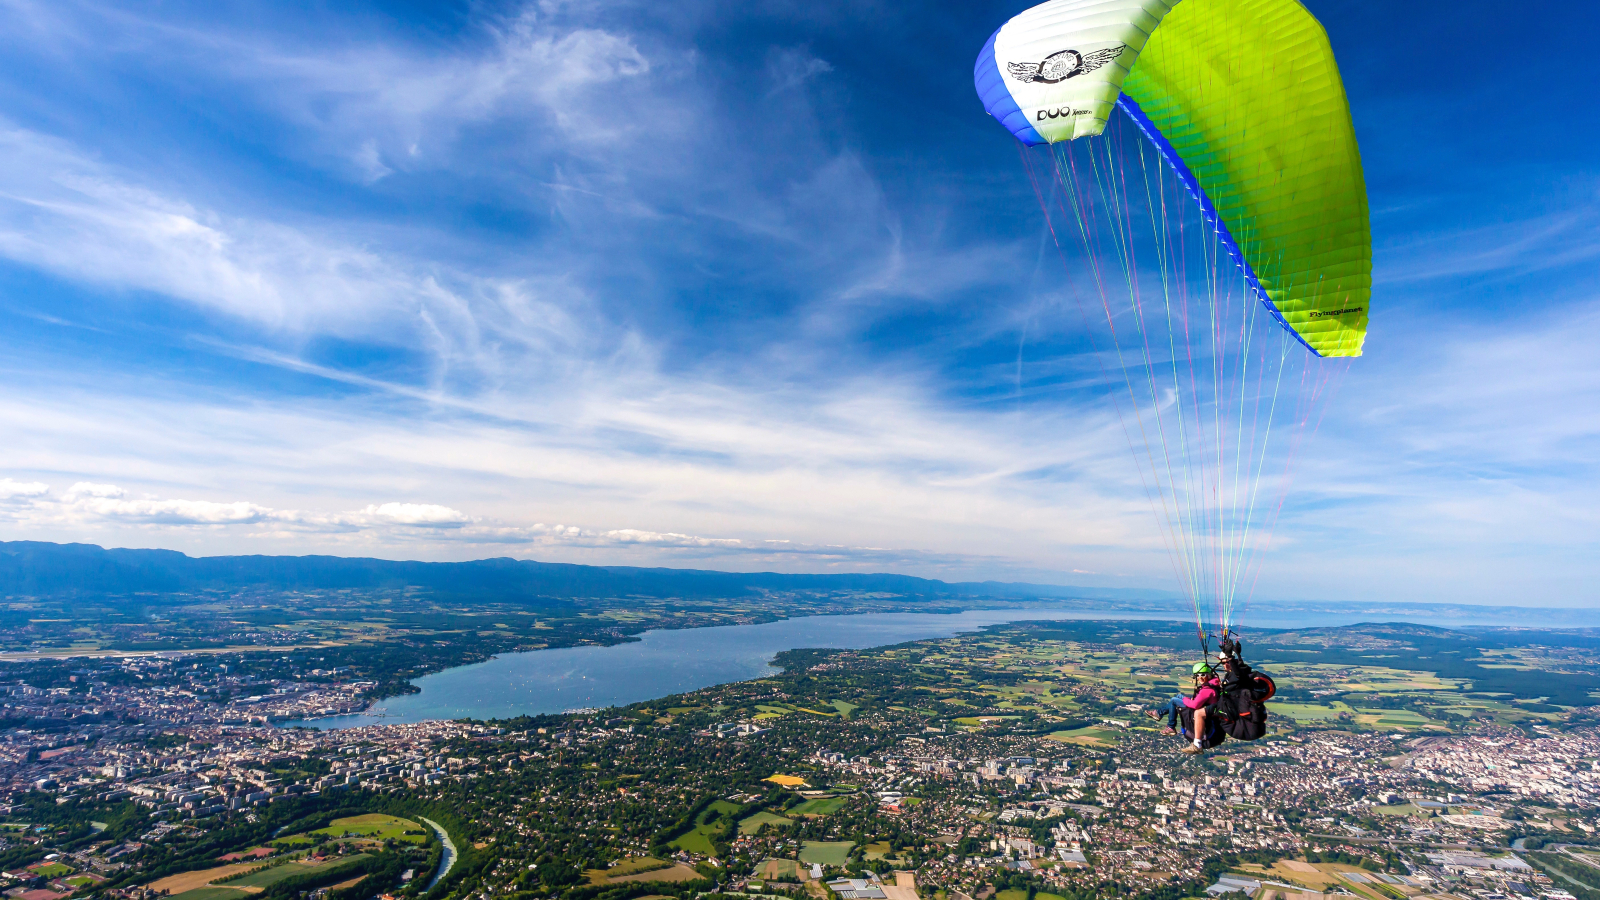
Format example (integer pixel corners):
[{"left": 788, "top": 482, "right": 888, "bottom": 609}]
[
  {"left": 0, "top": 479, "right": 48, "bottom": 502},
  {"left": 57, "top": 483, "right": 270, "bottom": 525},
  {"left": 0, "top": 470, "right": 1013, "bottom": 571},
  {"left": 596, "top": 528, "right": 742, "bottom": 548},
  {"left": 0, "top": 476, "right": 776, "bottom": 552},
  {"left": 62, "top": 482, "right": 125, "bottom": 500},
  {"left": 360, "top": 503, "right": 472, "bottom": 527},
  {"left": 75, "top": 497, "right": 274, "bottom": 526}
]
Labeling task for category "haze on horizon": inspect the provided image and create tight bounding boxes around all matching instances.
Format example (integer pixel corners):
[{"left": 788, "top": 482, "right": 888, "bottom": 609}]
[{"left": 0, "top": 0, "right": 1594, "bottom": 609}]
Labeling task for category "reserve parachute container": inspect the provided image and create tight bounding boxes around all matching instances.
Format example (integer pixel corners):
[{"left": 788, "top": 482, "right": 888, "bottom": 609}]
[{"left": 974, "top": 0, "right": 1371, "bottom": 642}]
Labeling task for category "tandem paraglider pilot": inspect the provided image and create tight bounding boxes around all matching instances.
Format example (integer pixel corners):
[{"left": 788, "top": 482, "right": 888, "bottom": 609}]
[{"left": 1145, "top": 662, "right": 1220, "bottom": 754}]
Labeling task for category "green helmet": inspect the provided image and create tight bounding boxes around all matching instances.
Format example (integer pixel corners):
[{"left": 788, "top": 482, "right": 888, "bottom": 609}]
[{"left": 1192, "top": 662, "right": 1214, "bottom": 676}]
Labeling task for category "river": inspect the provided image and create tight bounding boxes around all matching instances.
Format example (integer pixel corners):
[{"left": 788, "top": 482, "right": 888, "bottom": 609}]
[{"left": 281, "top": 604, "right": 1521, "bottom": 730}]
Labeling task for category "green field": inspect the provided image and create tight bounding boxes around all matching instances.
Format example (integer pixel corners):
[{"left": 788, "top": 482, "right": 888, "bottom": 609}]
[
  {"left": 739, "top": 811, "right": 794, "bottom": 835},
  {"left": 1373, "top": 804, "right": 1425, "bottom": 816},
  {"left": 829, "top": 700, "right": 859, "bottom": 717},
  {"left": 169, "top": 889, "right": 251, "bottom": 900},
  {"left": 1047, "top": 726, "right": 1122, "bottom": 747},
  {"left": 312, "top": 814, "right": 428, "bottom": 844},
  {"left": 799, "top": 841, "right": 854, "bottom": 867},
  {"left": 670, "top": 800, "right": 741, "bottom": 855},
  {"left": 226, "top": 855, "right": 368, "bottom": 889},
  {"left": 954, "top": 716, "right": 1017, "bottom": 727},
  {"left": 790, "top": 798, "right": 847, "bottom": 816},
  {"left": 1271, "top": 702, "right": 1348, "bottom": 722},
  {"left": 755, "top": 858, "right": 806, "bottom": 882},
  {"left": 1353, "top": 708, "right": 1436, "bottom": 730},
  {"left": 30, "top": 863, "right": 73, "bottom": 878},
  {"left": 585, "top": 857, "right": 674, "bottom": 884},
  {"left": 997, "top": 890, "right": 1067, "bottom": 900}
]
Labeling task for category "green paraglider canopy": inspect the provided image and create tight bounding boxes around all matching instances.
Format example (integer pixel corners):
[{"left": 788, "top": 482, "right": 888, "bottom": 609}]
[
  {"left": 1122, "top": 0, "right": 1370, "bottom": 357},
  {"left": 975, "top": 0, "right": 1371, "bottom": 357}
]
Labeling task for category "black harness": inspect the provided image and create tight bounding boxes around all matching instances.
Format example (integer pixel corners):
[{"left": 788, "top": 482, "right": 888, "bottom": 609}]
[{"left": 1185, "top": 632, "right": 1277, "bottom": 745}]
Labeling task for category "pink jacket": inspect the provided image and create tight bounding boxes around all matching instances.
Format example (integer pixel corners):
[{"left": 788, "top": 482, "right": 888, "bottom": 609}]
[{"left": 1184, "top": 677, "right": 1221, "bottom": 709}]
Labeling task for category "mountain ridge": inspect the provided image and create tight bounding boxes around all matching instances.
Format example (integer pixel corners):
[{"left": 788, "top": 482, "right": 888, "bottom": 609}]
[{"left": 0, "top": 540, "right": 1180, "bottom": 604}]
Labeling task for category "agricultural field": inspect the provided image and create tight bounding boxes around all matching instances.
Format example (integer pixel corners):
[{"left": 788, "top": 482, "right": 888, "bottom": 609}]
[
  {"left": 798, "top": 841, "right": 854, "bottom": 867},
  {"left": 585, "top": 857, "right": 673, "bottom": 885},
  {"left": 747, "top": 619, "right": 1600, "bottom": 738},
  {"left": 997, "top": 890, "right": 1067, "bottom": 900},
  {"left": 1048, "top": 726, "right": 1123, "bottom": 747},
  {"left": 311, "top": 813, "right": 429, "bottom": 844},
  {"left": 168, "top": 888, "right": 251, "bottom": 900},
  {"left": 147, "top": 850, "right": 371, "bottom": 899},
  {"left": 1233, "top": 860, "right": 1398, "bottom": 900},
  {"left": 753, "top": 859, "right": 808, "bottom": 882},
  {"left": 1270, "top": 702, "right": 1352, "bottom": 722},
  {"left": 790, "top": 798, "right": 847, "bottom": 816},
  {"left": 669, "top": 800, "right": 741, "bottom": 855},
  {"left": 149, "top": 864, "right": 262, "bottom": 896},
  {"left": 739, "top": 811, "right": 794, "bottom": 834},
  {"left": 600, "top": 864, "right": 703, "bottom": 884},
  {"left": 225, "top": 855, "right": 370, "bottom": 890}
]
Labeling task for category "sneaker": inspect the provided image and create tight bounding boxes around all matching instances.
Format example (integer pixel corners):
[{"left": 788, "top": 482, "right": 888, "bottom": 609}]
[
  {"left": 1143, "top": 709, "right": 1159, "bottom": 721},
  {"left": 1180, "top": 744, "right": 1203, "bottom": 755},
  {"left": 1160, "top": 727, "right": 1176, "bottom": 736}
]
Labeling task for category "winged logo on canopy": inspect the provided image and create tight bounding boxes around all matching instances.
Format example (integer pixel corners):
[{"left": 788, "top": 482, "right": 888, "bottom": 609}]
[{"left": 1006, "top": 44, "right": 1127, "bottom": 84}]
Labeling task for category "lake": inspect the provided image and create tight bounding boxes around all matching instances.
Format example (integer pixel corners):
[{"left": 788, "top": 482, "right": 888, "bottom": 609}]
[{"left": 281, "top": 604, "right": 1522, "bottom": 730}]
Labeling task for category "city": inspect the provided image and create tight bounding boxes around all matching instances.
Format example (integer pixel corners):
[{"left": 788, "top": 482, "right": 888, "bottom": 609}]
[{"left": 0, "top": 622, "right": 1596, "bottom": 900}]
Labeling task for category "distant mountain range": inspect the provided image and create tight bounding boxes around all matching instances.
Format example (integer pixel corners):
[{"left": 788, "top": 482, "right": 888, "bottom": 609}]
[
  {"left": 0, "top": 541, "right": 1591, "bottom": 626},
  {"left": 0, "top": 540, "right": 1180, "bottom": 605}
]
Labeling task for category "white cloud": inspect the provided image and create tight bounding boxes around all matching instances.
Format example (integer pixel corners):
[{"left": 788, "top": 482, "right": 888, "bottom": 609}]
[
  {"left": 77, "top": 497, "right": 274, "bottom": 526},
  {"left": 598, "top": 528, "right": 742, "bottom": 547},
  {"left": 62, "top": 482, "right": 125, "bottom": 500},
  {"left": 0, "top": 478, "right": 48, "bottom": 502},
  {"left": 361, "top": 503, "right": 472, "bottom": 528},
  {"left": 0, "top": 125, "right": 591, "bottom": 383},
  {"left": 766, "top": 47, "right": 832, "bottom": 95}
]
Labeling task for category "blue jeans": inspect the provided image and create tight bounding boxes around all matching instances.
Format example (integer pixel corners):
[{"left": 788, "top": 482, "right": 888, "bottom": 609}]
[{"left": 1154, "top": 695, "right": 1187, "bottom": 729}]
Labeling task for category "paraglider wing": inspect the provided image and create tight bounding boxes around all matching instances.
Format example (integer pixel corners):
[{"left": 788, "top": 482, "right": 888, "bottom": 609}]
[
  {"left": 975, "top": 0, "right": 1371, "bottom": 357},
  {"left": 1119, "top": 0, "right": 1371, "bottom": 357}
]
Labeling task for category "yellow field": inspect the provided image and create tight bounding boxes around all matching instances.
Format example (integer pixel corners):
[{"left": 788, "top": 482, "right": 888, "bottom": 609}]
[{"left": 148, "top": 864, "right": 260, "bottom": 895}]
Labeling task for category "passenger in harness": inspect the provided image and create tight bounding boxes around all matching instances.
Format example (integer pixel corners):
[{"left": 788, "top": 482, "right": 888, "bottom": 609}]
[{"left": 1145, "top": 662, "right": 1221, "bottom": 754}]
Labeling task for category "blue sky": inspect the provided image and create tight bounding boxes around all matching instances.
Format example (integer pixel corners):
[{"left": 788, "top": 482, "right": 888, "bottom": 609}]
[{"left": 0, "top": 0, "right": 1595, "bottom": 607}]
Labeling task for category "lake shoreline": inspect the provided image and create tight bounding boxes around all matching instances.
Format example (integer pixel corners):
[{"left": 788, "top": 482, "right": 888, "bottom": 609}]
[{"left": 279, "top": 604, "right": 1547, "bottom": 731}]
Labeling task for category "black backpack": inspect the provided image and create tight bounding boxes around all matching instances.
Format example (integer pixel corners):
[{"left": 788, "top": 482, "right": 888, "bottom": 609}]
[{"left": 1214, "top": 659, "right": 1276, "bottom": 741}]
